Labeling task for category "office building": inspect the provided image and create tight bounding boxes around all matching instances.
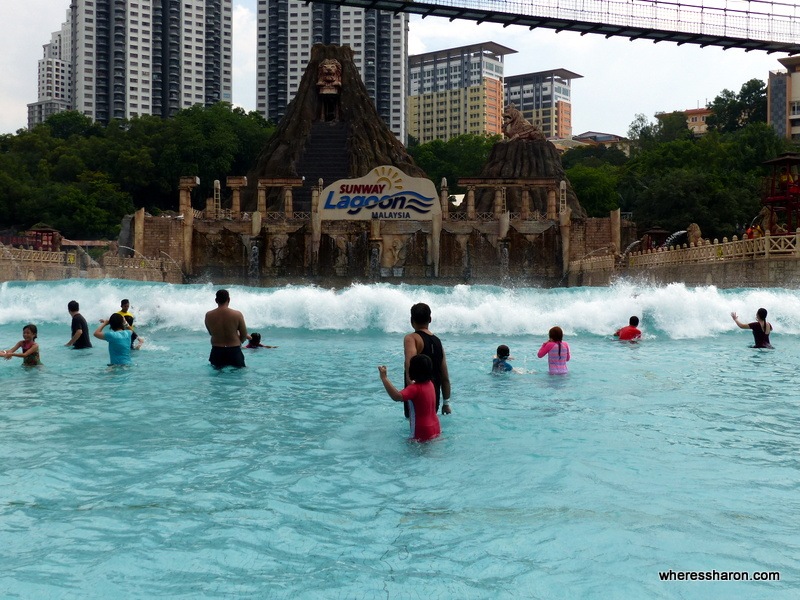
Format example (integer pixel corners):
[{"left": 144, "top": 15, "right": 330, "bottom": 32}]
[
  {"left": 256, "top": 1, "right": 408, "bottom": 140},
  {"left": 28, "top": 0, "right": 232, "bottom": 128},
  {"left": 768, "top": 55, "right": 800, "bottom": 141},
  {"left": 407, "top": 42, "right": 514, "bottom": 144},
  {"left": 504, "top": 69, "right": 582, "bottom": 138}
]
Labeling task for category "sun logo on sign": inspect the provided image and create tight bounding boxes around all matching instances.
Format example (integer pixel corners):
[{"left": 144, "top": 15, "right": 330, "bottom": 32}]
[{"left": 375, "top": 166, "right": 404, "bottom": 192}]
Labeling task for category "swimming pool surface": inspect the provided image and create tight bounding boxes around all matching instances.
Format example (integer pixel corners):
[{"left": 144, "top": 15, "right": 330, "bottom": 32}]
[{"left": 1, "top": 280, "right": 798, "bottom": 599}]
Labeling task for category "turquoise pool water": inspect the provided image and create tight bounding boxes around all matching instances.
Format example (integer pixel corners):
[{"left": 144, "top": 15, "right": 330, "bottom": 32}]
[{"left": 1, "top": 280, "right": 798, "bottom": 599}]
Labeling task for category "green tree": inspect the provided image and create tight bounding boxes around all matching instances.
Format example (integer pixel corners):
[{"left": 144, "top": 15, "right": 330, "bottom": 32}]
[
  {"left": 566, "top": 163, "right": 621, "bottom": 217},
  {"left": 0, "top": 103, "right": 274, "bottom": 238},
  {"left": 656, "top": 111, "right": 692, "bottom": 143},
  {"left": 706, "top": 78, "right": 767, "bottom": 133},
  {"left": 41, "top": 111, "right": 99, "bottom": 140},
  {"left": 620, "top": 121, "right": 787, "bottom": 238},
  {"left": 561, "top": 144, "right": 628, "bottom": 170},
  {"left": 409, "top": 133, "right": 499, "bottom": 192}
]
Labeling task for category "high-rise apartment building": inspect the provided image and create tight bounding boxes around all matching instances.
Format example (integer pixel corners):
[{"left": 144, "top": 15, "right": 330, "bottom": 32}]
[
  {"left": 768, "top": 55, "right": 800, "bottom": 141},
  {"left": 407, "top": 42, "right": 514, "bottom": 144},
  {"left": 504, "top": 69, "right": 582, "bottom": 138},
  {"left": 28, "top": 0, "right": 232, "bottom": 128},
  {"left": 28, "top": 20, "right": 73, "bottom": 129},
  {"left": 256, "top": 1, "right": 408, "bottom": 140}
]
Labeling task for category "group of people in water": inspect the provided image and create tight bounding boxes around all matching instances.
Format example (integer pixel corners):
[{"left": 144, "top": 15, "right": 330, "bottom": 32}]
[{"left": 0, "top": 287, "right": 775, "bottom": 443}]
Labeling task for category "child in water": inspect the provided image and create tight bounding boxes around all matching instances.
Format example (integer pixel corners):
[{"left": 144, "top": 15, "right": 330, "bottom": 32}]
[
  {"left": 93, "top": 313, "right": 133, "bottom": 366},
  {"left": 492, "top": 344, "right": 514, "bottom": 373},
  {"left": 378, "top": 354, "right": 441, "bottom": 442},
  {"left": 244, "top": 332, "right": 277, "bottom": 349},
  {"left": 1, "top": 324, "right": 41, "bottom": 366},
  {"left": 537, "top": 326, "right": 570, "bottom": 374},
  {"left": 123, "top": 315, "right": 144, "bottom": 350}
]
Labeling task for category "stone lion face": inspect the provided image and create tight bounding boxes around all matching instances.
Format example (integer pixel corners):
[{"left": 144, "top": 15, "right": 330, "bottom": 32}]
[
  {"left": 318, "top": 59, "right": 341, "bottom": 83},
  {"left": 503, "top": 106, "right": 520, "bottom": 123}
]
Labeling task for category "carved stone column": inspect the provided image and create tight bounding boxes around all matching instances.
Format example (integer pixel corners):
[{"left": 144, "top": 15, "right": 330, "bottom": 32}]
[
  {"left": 493, "top": 187, "right": 504, "bottom": 220},
  {"left": 466, "top": 186, "right": 476, "bottom": 220},
  {"left": 547, "top": 188, "right": 557, "bottom": 220},
  {"left": 370, "top": 219, "right": 382, "bottom": 280},
  {"left": 521, "top": 188, "right": 531, "bottom": 220},
  {"left": 610, "top": 208, "right": 621, "bottom": 258},
  {"left": 283, "top": 186, "right": 293, "bottom": 217},
  {"left": 311, "top": 179, "right": 323, "bottom": 275},
  {"left": 440, "top": 177, "right": 449, "bottom": 220},
  {"left": 134, "top": 207, "right": 146, "bottom": 259},
  {"left": 257, "top": 179, "right": 268, "bottom": 215},
  {"left": 226, "top": 176, "right": 247, "bottom": 218},
  {"left": 178, "top": 176, "right": 199, "bottom": 216},
  {"left": 178, "top": 176, "right": 199, "bottom": 275},
  {"left": 559, "top": 207, "right": 572, "bottom": 276}
]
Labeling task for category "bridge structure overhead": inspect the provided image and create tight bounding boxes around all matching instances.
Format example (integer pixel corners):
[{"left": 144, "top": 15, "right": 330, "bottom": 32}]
[{"left": 307, "top": 0, "right": 800, "bottom": 54}]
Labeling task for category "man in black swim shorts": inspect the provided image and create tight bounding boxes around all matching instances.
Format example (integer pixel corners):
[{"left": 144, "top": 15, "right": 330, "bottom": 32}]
[{"left": 204, "top": 289, "right": 248, "bottom": 369}]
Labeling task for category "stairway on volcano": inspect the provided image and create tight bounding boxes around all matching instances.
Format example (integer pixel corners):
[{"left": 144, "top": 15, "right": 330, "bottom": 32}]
[{"left": 293, "top": 121, "right": 350, "bottom": 211}]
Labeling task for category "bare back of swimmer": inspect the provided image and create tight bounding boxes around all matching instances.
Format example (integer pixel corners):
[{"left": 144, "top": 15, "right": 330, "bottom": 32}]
[{"left": 205, "top": 289, "right": 248, "bottom": 368}]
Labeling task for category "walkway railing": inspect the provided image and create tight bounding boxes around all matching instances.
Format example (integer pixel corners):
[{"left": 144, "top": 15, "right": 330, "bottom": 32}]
[
  {"left": 570, "top": 229, "right": 800, "bottom": 274},
  {"left": 7, "top": 248, "right": 68, "bottom": 263}
]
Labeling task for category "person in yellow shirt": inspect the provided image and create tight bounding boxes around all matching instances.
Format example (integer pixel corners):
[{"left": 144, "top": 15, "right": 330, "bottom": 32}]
[{"left": 115, "top": 299, "right": 142, "bottom": 349}]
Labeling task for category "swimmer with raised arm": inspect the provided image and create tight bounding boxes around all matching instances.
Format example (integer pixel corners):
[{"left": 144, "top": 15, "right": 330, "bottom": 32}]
[
  {"left": 731, "top": 308, "right": 773, "bottom": 349},
  {"left": 379, "top": 355, "right": 441, "bottom": 442},
  {"left": 537, "top": 326, "right": 570, "bottom": 374},
  {"left": 94, "top": 313, "right": 133, "bottom": 366}
]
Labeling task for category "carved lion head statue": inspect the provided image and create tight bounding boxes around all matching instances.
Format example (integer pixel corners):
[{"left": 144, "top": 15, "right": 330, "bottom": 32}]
[
  {"left": 503, "top": 104, "right": 522, "bottom": 124},
  {"left": 317, "top": 59, "right": 342, "bottom": 89}
]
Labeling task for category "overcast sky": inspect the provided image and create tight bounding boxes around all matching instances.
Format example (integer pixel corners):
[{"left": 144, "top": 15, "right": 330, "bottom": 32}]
[{"left": 0, "top": 0, "right": 787, "bottom": 137}]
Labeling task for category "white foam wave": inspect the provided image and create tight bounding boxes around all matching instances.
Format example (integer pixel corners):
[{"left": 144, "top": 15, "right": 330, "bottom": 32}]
[{"left": 2, "top": 279, "right": 799, "bottom": 339}]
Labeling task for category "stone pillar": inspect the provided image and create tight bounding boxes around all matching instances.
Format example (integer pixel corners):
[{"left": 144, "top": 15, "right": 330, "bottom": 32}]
[
  {"left": 257, "top": 179, "right": 268, "bottom": 215},
  {"left": 134, "top": 207, "right": 146, "bottom": 258},
  {"left": 610, "top": 208, "right": 621, "bottom": 257},
  {"left": 283, "top": 186, "right": 293, "bottom": 217},
  {"left": 440, "top": 177, "right": 449, "bottom": 220},
  {"left": 466, "top": 186, "right": 476, "bottom": 220},
  {"left": 432, "top": 210, "right": 441, "bottom": 278},
  {"left": 178, "top": 176, "right": 199, "bottom": 216},
  {"left": 205, "top": 196, "right": 215, "bottom": 218},
  {"left": 547, "top": 189, "right": 557, "bottom": 220},
  {"left": 559, "top": 207, "right": 572, "bottom": 276},
  {"left": 521, "top": 188, "right": 531, "bottom": 220},
  {"left": 178, "top": 177, "right": 199, "bottom": 275},
  {"left": 311, "top": 179, "right": 323, "bottom": 274},
  {"left": 226, "top": 176, "right": 247, "bottom": 218},
  {"left": 370, "top": 219, "right": 382, "bottom": 280},
  {"left": 493, "top": 187, "right": 504, "bottom": 220}
]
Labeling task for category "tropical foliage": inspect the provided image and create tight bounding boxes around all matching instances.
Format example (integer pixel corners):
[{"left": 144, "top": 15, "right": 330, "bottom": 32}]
[
  {"left": 0, "top": 103, "right": 274, "bottom": 239},
  {"left": 563, "top": 78, "right": 791, "bottom": 238},
  {"left": 408, "top": 133, "right": 501, "bottom": 194}
]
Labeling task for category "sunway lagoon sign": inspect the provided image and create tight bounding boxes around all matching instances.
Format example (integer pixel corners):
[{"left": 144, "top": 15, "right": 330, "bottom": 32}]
[{"left": 319, "top": 166, "right": 440, "bottom": 221}]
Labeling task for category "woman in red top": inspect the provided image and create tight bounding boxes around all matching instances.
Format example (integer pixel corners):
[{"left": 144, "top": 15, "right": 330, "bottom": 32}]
[{"left": 379, "top": 354, "right": 441, "bottom": 442}]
